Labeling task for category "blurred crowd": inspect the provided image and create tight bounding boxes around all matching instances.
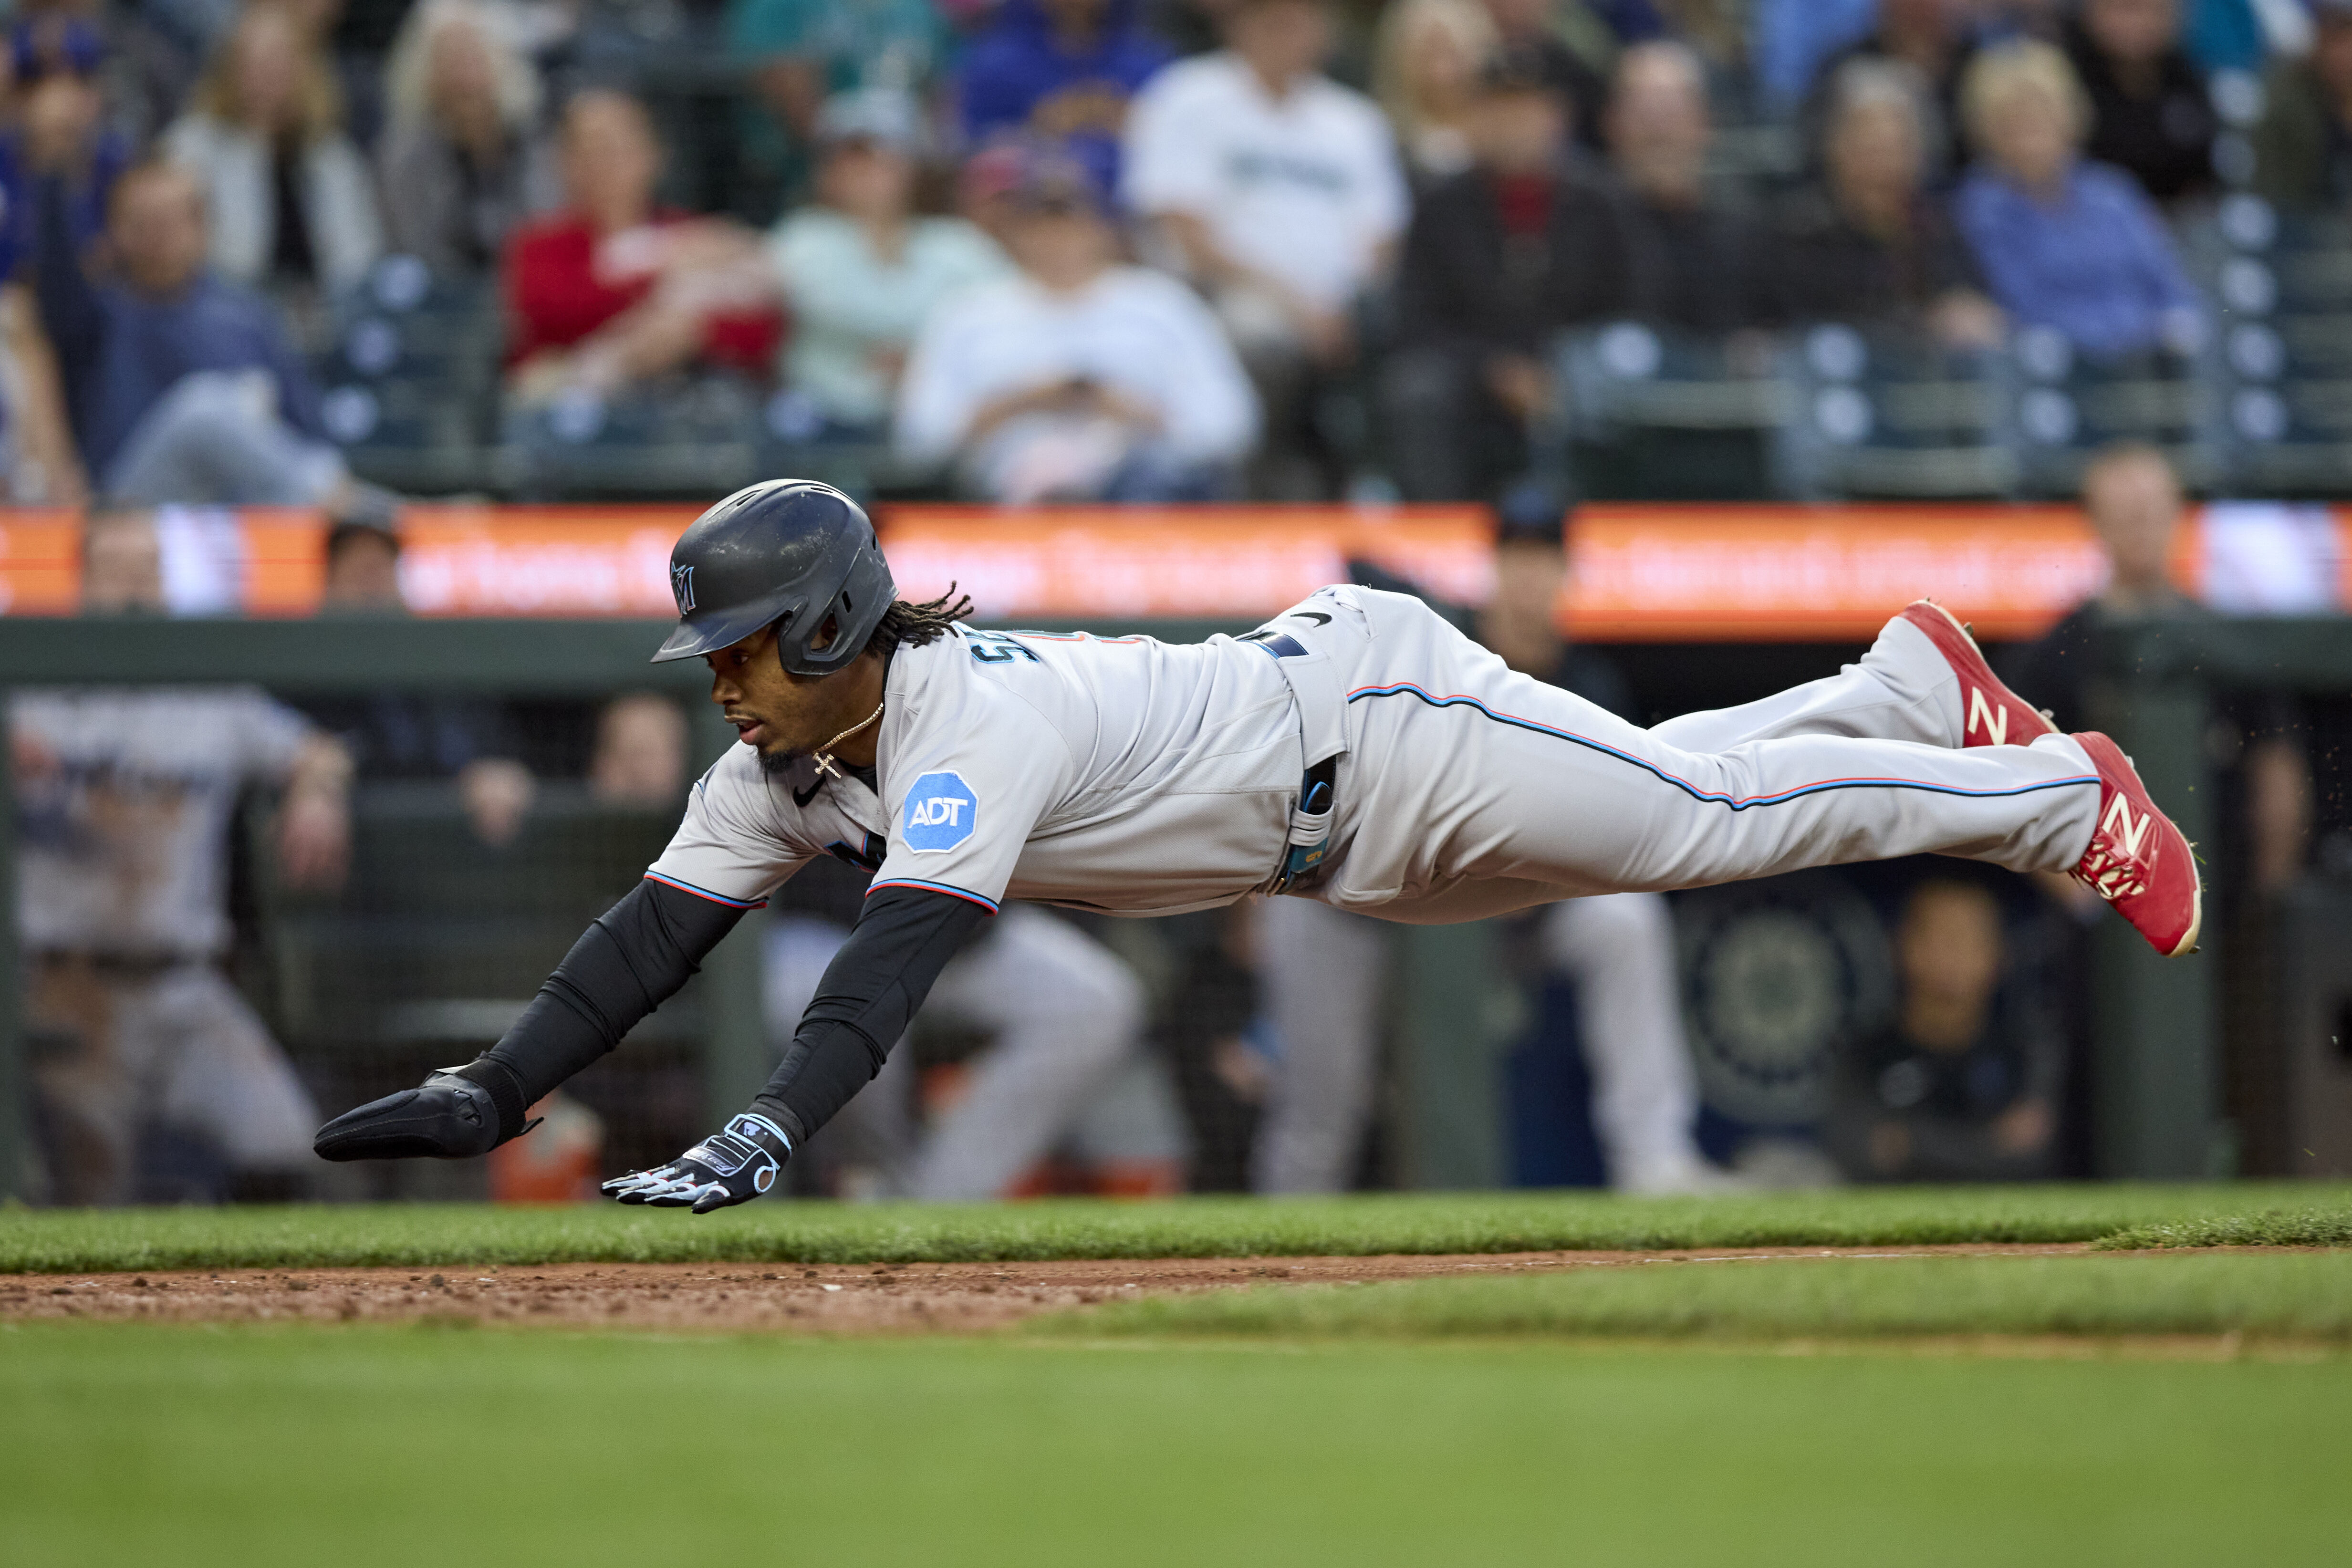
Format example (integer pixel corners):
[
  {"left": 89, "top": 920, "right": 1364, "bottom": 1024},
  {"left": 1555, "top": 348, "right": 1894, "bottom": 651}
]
[{"left": 5, "top": 0, "right": 2352, "bottom": 505}]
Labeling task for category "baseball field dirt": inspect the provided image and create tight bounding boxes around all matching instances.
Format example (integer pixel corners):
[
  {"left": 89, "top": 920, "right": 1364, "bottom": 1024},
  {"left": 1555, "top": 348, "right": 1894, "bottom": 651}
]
[{"left": 0, "top": 1243, "right": 2097, "bottom": 1334}]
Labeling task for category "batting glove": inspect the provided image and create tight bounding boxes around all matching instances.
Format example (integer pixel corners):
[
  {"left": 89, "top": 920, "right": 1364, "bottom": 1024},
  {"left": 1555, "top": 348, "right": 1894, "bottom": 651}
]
[{"left": 602, "top": 1112, "right": 792, "bottom": 1213}]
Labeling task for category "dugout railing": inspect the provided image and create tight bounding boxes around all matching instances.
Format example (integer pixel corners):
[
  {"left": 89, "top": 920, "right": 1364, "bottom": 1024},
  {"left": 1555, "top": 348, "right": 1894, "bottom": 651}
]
[{"left": 2, "top": 613, "right": 2349, "bottom": 1199}]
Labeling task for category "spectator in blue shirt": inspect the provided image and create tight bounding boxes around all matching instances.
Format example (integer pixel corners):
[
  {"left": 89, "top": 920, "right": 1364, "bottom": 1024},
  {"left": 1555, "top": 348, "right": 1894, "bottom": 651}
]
[
  {"left": 957, "top": 0, "right": 1170, "bottom": 199},
  {"left": 1952, "top": 40, "right": 2201, "bottom": 360},
  {"left": 1, "top": 17, "right": 133, "bottom": 274},
  {"left": 33, "top": 158, "right": 369, "bottom": 507},
  {"left": 1751, "top": 0, "right": 1878, "bottom": 110}
]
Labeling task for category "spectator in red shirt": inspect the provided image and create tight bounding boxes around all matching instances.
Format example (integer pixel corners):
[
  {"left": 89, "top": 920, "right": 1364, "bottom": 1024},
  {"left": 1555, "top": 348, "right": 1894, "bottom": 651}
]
[{"left": 501, "top": 89, "right": 780, "bottom": 404}]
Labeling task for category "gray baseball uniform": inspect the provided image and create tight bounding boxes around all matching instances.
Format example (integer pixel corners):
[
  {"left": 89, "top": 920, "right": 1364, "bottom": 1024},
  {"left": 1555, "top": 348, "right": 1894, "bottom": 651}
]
[
  {"left": 12, "top": 686, "right": 324, "bottom": 1203},
  {"left": 648, "top": 587, "right": 2101, "bottom": 928}
]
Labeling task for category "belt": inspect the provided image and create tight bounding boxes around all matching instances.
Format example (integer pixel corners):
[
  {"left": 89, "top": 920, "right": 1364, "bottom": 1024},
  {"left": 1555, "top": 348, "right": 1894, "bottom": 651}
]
[{"left": 1269, "top": 755, "right": 1338, "bottom": 895}]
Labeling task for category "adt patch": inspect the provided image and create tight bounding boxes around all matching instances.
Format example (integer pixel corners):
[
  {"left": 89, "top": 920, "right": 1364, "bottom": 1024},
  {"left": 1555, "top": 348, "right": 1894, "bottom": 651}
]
[{"left": 903, "top": 771, "right": 978, "bottom": 852}]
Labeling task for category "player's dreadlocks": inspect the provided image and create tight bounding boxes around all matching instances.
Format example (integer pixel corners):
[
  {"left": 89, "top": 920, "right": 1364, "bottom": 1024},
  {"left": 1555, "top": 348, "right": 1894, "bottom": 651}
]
[{"left": 863, "top": 586, "right": 974, "bottom": 658}]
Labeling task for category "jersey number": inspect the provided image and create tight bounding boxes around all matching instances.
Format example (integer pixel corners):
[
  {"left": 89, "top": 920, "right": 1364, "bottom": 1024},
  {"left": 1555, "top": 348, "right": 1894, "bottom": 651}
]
[{"left": 967, "top": 631, "right": 1041, "bottom": 665}]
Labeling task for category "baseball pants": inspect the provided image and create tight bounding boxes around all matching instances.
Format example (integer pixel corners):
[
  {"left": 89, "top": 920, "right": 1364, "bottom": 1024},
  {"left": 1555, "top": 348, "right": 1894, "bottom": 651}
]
[
  {"left": 1318, "top": 596, "right": 2102, "bottom": 921},
  {"left": 1254, "top": 890, "right": 1705, "bottom": 1194},
  {"left": 27, "top": 956, "right": 320, "bottom": 1205},
  {"left": 763, "top": 905, "right": 1175, "bottom": 1200}
]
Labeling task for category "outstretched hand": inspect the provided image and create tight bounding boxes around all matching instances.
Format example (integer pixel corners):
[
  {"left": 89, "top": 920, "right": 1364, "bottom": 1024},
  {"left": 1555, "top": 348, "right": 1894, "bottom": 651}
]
[{"left": 602, "top": 1112, "right": 792, "bottom": 1213}]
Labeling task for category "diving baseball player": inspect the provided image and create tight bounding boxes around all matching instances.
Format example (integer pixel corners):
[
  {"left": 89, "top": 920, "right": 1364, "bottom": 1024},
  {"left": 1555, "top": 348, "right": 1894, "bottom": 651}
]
[{"left": 315, "top": 480, "right": 2201, "bottom": 1209}]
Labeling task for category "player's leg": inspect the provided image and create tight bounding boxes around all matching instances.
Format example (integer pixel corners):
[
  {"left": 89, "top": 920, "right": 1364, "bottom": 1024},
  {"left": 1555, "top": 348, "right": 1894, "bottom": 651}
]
[
  {"left": 1251, "top": 895, "right": 1390, "bottom": 1194},
  {"left": 24, "top": 957, "right": 140, "bottom": 1205},
  {"left": 1651, "top": 603, "right": 2050, "bottom": 754},
  {"left": 1540, "top": 893, "right": 1721, "bottom": 1193},
  {"left": 152, "top": 965, "right": 321, "bottom": 1196},
  {"left": 1347, "top": 660, "right": 2102, "bottom": 897},
  {"left": 1354, "top": 648, "right": 2196, "bottom": 953},
  {"left": 910, "top": 908, "right": 1146, "bottom": 1201}
]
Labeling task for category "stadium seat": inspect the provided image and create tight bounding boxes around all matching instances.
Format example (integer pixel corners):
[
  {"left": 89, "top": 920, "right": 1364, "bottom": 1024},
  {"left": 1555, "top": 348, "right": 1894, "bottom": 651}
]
[
  {"left": 500, "top": 373, "right": 766, "bottom": 500},
  {"left": 314, "top": 255, "right": 502, "bottom": 494},
  {"left": 2189, "top": 195, "right": 2352, "bottom": 495},
  {"left": 1557, "top": 322, "right": 1793, "bottom": 500},
  {"left": 1775, "top": 323, "right": 2019, "bottom": 500}
]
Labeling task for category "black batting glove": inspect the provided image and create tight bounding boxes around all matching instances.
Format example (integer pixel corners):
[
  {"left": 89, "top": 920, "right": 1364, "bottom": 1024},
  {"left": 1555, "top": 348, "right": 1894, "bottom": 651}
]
[
  {"left": 313, "top": 1065, "right": 536, "bottom": 1162},
  {"left": 601, "top": 1111, "right": 792, "bottom": 1213}
]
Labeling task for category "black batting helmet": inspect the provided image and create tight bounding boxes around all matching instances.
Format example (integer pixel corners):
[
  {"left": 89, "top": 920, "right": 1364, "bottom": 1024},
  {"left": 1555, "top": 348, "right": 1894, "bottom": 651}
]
[{"left": 651, "top": 479, "right": 895, "bottom": 675}]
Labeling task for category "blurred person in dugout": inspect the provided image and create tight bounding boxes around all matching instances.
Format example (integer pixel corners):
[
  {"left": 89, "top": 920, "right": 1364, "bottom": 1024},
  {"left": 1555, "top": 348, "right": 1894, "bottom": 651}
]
[
  {"left": 500, "top": 89, "right": 779, "bottom": 407},
  {"left": 587, "top": 690, "right": 689, "bottom": 810},
  {"left": 1121, "top": 0, "right": 1409, "bottom": 498},
  {"left": 293, "top": 519, "right": 537, "bottom": 846},
  {"left": 11, "top": 508, "right": 352, "bottom": 1205},
  {"left": 893, "top": 148, "right": 1258, "bottom": 503},
  {"left": 763, "top": 888, "right": 1189, "bottom": 1201},
  {"left": 1252, "top": 502, "right": 1727, "bottom": 1195},
  {"left": 32, "top": 158, "right": 381, "bottom": 509},
  {"left": 2006, "top": 443, "right": 2313, "bottom": 903},
  {"left": 1824, "top": 878, "right": 2062, "bottom": 1182}
]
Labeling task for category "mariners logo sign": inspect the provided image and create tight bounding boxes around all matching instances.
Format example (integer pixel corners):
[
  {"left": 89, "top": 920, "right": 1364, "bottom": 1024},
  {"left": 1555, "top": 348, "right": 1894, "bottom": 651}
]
[
  {"left": 904, "top": 771, "right": 978, "bottom": 852},
  {"left": 671, "top": 563, "right": 696, "bottom": 616}
]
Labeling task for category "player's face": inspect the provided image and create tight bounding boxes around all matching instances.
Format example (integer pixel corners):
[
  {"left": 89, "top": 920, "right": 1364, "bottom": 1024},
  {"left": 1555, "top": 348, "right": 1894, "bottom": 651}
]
[{"left": 701, "top": 623, "right": 873, "bottom": 761}]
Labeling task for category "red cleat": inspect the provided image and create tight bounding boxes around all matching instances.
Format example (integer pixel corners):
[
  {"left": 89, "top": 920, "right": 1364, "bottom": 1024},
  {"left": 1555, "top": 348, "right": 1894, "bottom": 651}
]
[
  {"left": 2070, "top": 731, "right": 2202, "bottom": 958},
  {"left": 1900, "top": 600, "right": 2058, "bottom": 748}
]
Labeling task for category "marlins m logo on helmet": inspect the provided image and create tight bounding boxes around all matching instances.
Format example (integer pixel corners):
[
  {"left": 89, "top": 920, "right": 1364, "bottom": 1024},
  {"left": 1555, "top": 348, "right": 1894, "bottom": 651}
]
[{"left": 671, "top": 562, "right": 696, "bottom": 616}]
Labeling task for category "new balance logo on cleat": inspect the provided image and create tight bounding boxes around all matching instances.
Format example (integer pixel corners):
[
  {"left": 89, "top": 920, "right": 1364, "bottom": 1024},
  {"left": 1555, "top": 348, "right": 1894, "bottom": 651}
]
[
  {"left": 2070, "top": 731, "right": 2201, "bottom": 958},
  {"left": 1900, "top": 601, "right": 2057, "bottom": 748},
  {"left": 1967, "top": 686, "right": 2011, "bottom": 747},
  {"left": 2099, "top": 791, "right": 2154, "bottom": 861}
]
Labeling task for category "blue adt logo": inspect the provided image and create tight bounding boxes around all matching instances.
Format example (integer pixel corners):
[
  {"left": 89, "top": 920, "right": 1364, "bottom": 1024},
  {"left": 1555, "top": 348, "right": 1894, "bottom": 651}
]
[{"left": 903, "top": 771, "right": 978, "bottom": 852}]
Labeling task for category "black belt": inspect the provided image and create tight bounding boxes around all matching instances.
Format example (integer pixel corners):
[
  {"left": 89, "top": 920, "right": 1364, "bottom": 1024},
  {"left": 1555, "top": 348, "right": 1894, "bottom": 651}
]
[{"left": 1270, "top": 756, "right": 1338, "bottom": 894}]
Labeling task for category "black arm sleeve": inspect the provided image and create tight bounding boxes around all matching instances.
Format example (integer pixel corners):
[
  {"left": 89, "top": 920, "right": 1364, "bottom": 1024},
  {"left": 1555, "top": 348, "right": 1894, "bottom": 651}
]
[
  {"left": 749, "top": 884, "right": 991, "bottom": 1146},
  {"left": 473, "top": 878, "right": 745, "bottom": 1115}
]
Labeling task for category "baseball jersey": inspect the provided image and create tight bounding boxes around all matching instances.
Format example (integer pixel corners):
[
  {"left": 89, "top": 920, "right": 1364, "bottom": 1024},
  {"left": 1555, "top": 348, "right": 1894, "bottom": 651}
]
[
  {"left": 648, "top": 625, "right": 1304, "bottom": 917},
  {"left": 12, "top": 686, "right": 312, "bottom": 957}
]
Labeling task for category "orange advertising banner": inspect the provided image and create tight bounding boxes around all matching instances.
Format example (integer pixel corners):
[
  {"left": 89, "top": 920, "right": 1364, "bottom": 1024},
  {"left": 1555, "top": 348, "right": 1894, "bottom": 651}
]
[{"left": 4, "top": 501, "right": 2343, "bottom": 638}]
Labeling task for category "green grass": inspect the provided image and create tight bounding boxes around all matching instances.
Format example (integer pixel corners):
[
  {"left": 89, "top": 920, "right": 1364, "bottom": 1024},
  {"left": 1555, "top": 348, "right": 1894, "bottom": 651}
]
[
  {"left": 6, "top": 1183, "right": 2347, "bottom": 1275},
  {"left": 1053, "top": 1251, "right": 2352, "bottom": 1342},
  {"left": 1, "top": 1321, "right": 2345, "bottom": 1568},
  {"left": 2094, "top": 1206, "right": 2352, "bottom": 1250}
]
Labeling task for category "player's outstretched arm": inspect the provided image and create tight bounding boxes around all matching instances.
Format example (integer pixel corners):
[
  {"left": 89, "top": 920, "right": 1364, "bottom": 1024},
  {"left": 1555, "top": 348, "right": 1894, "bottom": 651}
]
[
  {"left": 313, "top": 878, "right": 747, "bottom": 1161},
  {"left": 604, "top": 883, "right": 990, "bottom": 1210}
]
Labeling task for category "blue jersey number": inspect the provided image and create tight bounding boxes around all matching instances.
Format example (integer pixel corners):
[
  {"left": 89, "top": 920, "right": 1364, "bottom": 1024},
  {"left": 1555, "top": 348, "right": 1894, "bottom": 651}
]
[{"left": 967, "top": 631, "right": 1041, "bottom": 665}]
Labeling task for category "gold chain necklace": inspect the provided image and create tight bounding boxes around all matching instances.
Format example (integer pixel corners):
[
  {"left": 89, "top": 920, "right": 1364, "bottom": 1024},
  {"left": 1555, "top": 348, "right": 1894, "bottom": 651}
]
[{"left": 810, "top": 699, "right": 886, "bottom": 782}]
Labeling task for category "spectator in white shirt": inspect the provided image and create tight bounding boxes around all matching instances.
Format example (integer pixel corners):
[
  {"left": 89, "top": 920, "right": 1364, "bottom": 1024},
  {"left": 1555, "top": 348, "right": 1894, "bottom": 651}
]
[
  {"left": 162, "top": 1, "right": 385, "bottom": 295},
  {"left": 1121, "top": 0, "right": 1407, "bottom": 496},
  {"left": 767, "top": 89, "right": 1010, "bottom": 440},
  {"left": 895, "top": 152, "right": 1259, "bottom": 503}
]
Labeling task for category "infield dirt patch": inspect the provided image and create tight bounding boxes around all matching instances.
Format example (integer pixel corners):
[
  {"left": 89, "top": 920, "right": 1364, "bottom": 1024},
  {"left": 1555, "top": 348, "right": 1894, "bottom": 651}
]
[{"left": 0, "top": 1243, "right": 2092, "bottom": 1334}]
